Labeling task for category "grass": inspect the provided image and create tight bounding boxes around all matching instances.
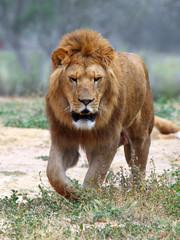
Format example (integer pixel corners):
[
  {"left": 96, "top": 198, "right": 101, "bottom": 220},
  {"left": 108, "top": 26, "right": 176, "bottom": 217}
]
[
  {"left": 0, "top": 97, "right": 48, "bottom": 129},
  {"left": 0, "top": 96, "right": 179, "bottom": 239},
  {"left": 0, "top": 171, "right": 26, "bottom": 176},
  {"left": 154, "top": 96, "right": 180, "bottom": 125},
  {"left": 0, "top": 96, "right": 180, "bottom": 129},
  {"left": 36, "top": 156, "right": 49, "bottom": 161},
  {"left": 0, "top": 165, "right": 179, "bottom": 239}
]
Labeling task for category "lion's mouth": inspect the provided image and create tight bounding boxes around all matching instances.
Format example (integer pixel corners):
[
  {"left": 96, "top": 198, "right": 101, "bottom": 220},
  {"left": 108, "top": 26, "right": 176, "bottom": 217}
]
[{"left": 72, "top": 110, "right": 97, "bottom": 122}]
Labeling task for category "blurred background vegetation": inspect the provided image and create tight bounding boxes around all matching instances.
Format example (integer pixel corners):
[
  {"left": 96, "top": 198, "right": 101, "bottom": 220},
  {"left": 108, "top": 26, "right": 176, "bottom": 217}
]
[{"left": 0, "top": 0, "right": 180, "bottom": 98}]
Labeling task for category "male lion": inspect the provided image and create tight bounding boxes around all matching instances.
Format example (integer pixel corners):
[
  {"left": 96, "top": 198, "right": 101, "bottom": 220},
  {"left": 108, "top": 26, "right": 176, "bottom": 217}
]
[{"left": 46, "top": 29, "right": 154, "bottom": 199}]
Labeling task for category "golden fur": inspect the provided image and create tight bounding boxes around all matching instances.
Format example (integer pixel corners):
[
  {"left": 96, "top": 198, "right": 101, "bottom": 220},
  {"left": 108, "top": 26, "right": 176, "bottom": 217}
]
[{"left": 46, "top": 29, "right": 154, "bottom": 199}]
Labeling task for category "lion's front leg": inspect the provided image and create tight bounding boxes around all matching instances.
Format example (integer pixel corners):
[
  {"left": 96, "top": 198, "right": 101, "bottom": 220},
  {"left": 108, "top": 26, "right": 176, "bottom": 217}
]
[
  {"left": 83, "top": 140, "right": 119, "bottom": 190},
  {"left": 47, "top": 143, "right": 80, "bottom": 199}
]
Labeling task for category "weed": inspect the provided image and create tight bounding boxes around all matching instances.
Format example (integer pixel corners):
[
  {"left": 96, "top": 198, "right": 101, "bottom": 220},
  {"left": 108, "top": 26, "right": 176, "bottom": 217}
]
[
  {"left": 80, "top": 160, "right": 88, "bottom": 168},
  {"left": 36, "top": 156, "right": 49, "bottom": 161},
  {"left": 1, "top": 166, "right": 179, "bottom": 239}
]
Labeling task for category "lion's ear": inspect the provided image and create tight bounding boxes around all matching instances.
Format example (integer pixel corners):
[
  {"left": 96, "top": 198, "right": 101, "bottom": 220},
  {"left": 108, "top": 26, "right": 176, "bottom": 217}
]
[
  {"left": 52, "top": 48, "right": 71, "bottom": 67},
  {"left": 98, "top": 47, "right": 115, "bottom": 67}
]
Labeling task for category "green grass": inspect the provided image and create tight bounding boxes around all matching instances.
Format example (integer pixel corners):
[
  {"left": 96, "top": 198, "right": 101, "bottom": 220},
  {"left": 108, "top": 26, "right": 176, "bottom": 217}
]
[
  {"left": 36, "top": 155, "right": 49, "bottom": 161},
  {"left": 0, "top": 96, "right": 180, "bottom": 129},
  {"left": 0, "top": 98, "right": 48, "bottom": 129},
  {"left": 154, "top": 96, "right": 180, "bottom": 124},
  {"left": 0, "top": 165, "right": 179, "bottom": 239}
]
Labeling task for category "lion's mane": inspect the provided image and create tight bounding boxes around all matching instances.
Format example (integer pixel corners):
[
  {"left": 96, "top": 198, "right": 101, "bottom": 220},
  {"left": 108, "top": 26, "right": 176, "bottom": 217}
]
[{"left": 46, "top": 29, "right": 125, "bottom": 146}]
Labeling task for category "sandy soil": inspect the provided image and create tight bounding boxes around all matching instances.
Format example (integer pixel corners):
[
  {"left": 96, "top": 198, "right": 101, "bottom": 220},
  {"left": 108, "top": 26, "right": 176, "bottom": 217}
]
[{"left": 0, "top": 127, "right": 179, "bottom": 198}]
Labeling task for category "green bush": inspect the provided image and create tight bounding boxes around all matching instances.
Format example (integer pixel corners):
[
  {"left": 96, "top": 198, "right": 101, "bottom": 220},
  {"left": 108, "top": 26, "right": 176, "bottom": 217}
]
[
  {"left": 1, "top": 50, "right": 180, "bottom": 97},
  {"left": 0, "top": 50, "right": 50, "bottom": 96},
  {"left": 140, "top": 52, "right": 180, "bottom": 98}
]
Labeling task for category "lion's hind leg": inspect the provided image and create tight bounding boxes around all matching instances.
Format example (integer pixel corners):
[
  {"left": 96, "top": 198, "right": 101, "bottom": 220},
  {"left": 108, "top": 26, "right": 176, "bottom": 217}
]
[
  {"left": 124, "top": 133, "right": 151, "bottom": 173},
  {"left": 124, "top": 114, "right": 153, "bottom": 175}
]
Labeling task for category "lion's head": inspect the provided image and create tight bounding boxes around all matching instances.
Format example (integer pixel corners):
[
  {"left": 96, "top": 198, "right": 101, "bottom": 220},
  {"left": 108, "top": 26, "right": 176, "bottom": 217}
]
[{"left": 47, "top": 29, "right": 120, "bottom": 130}]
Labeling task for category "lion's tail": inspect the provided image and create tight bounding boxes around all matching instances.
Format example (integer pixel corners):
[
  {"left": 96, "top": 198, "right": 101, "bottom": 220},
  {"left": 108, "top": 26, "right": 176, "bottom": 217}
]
[{"left": 154, "top": 116, "right": 180, "bottom": 139}]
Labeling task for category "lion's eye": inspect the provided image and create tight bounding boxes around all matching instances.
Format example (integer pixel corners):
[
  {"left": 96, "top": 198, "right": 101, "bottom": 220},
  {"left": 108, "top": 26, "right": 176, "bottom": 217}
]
[
  {"left": 94, "top": 77, "right": 101, "bottom": 82},
  {"left": 70, "top": 77, "right": 77, "bottom": 82}
]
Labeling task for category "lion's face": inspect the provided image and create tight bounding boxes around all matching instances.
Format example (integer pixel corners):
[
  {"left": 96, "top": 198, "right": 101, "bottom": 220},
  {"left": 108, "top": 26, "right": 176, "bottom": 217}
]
[
  {"left": 61, "top": 61, "right": 107, "bottom": 130},
  {"left": 48, "top": 30, "right": 118, "bottom": 131}
]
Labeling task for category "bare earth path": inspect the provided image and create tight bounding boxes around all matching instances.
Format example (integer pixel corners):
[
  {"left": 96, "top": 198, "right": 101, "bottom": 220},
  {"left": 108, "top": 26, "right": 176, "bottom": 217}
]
[{"left": 0, "top": 127, "right": 179, "bottom": 198}]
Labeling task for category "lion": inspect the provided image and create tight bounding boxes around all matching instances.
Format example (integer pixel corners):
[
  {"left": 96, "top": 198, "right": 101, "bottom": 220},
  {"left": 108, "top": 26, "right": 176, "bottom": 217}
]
[{"left": 46, "top": 29, "right": 154, "bottom": 199}]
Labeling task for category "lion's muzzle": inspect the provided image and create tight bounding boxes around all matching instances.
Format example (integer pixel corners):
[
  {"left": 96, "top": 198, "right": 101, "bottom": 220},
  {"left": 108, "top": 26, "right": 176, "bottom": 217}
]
[{"left": 72, "top": 110, "right": 97, "bottom": 122}]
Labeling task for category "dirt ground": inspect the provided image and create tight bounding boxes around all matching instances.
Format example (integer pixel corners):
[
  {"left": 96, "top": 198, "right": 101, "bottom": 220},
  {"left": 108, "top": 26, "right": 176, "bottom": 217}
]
[{"left": 0, "top": 127, "right": 179, "bottom": 198}]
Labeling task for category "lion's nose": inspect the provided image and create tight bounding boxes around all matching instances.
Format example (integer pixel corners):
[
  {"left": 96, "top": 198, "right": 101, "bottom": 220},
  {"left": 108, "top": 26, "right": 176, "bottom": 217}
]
[{"left": 78, "top": 98, "right": 94, "bottom": 106}]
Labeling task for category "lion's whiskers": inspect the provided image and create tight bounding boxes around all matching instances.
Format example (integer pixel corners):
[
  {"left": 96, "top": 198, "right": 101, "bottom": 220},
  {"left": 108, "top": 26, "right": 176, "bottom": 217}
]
[
  {"left": 59, "top": 106, "right": 71, "bottom": 113},
  {"left": 98, "top": 106, "right": 107, "bottom": 112},
  {"left": 98, "top": 107, "right": 107, "bottom": 117}
]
